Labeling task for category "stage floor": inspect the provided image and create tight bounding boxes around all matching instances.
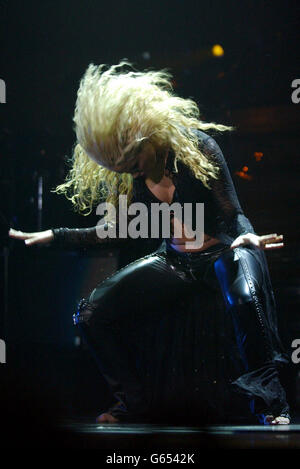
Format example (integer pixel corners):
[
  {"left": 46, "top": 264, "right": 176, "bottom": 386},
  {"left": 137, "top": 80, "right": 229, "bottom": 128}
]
[{"left": 60, "top": 416, "right": 300, "bottom": 450}]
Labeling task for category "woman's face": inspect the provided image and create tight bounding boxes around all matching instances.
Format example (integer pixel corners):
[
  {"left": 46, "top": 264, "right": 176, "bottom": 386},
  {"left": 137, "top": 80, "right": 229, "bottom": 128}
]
[{"left": 100, "top": 141, "right": 168, "bottom": 181}]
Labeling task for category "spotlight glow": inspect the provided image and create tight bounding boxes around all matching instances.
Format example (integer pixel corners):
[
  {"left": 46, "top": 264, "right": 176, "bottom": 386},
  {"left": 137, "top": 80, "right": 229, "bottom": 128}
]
[{"left": 212, "top": 44, "right": 224, "bottom": 57}]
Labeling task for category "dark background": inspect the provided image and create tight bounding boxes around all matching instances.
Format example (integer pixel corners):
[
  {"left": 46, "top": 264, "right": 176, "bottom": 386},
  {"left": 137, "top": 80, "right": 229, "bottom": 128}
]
[{"left": 0, "top": 0, "right": 299, "bottom": 437}]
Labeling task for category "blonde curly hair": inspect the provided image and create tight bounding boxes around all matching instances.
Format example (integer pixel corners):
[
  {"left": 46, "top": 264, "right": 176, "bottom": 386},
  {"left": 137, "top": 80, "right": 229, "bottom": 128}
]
[{"left": 52, "top": 60, "right": 233, "bottom": 216}]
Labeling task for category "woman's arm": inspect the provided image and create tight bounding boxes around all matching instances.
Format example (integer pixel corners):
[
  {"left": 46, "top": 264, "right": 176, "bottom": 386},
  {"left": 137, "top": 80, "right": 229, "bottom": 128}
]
[
  {"left": 8, "top": 220, "right": 131, "bottom": 248},
  {"left": 51, "top": 221, "right": 130, "bottom": 248},
  {"left": 199, "top": 134, "right": 257, "bottom": 239},
  {"left": 199, "top": 134, "right": 284, "bottom": 250}
]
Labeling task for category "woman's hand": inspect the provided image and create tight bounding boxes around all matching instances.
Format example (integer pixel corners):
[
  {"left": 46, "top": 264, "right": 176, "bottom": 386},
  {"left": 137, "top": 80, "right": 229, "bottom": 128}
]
[
  {"left": 230, "top": 233, "right": 284, "bottom": 250},
  {"left": 8, "top": 228, "right": 54, "bottom": 246}
]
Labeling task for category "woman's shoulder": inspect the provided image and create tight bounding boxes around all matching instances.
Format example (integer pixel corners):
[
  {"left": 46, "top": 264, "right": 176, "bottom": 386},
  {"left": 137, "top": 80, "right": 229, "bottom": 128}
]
[
  {"left": 191, "top": 128, "right": 211, "bottom": 142},
  {"left": 191, "top": 128, "right": 220, "bottom": 154}
]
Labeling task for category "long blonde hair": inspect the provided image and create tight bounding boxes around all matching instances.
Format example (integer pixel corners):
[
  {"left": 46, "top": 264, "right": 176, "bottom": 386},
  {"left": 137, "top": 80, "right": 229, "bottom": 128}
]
[{"left": 52, "top": 60, "right": 233, "bottom": 216}]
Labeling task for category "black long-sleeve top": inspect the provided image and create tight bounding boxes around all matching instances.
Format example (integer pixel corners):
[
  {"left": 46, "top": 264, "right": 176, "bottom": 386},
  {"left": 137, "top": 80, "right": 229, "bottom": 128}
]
[{"left": 52, "top": 129, "right": 256, "bottom": 249}]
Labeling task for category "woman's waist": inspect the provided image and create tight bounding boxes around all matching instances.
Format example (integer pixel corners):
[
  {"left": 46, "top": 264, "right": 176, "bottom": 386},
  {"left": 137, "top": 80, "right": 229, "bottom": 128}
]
[
  {"left": 168, "top": 234, "right": 221, "bottom": 253},
  {"left": 165, "top": 237, "right": 230, "bottom": 263}
]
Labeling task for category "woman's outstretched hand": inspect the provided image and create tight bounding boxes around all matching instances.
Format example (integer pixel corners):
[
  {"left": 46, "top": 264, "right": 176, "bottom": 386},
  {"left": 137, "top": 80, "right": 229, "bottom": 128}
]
[
  {"left": 8, "top": 228, "right": 54, "bottom": 246},
  {"left": 230, "top": 233, "right": 284, "bottom": 250}
]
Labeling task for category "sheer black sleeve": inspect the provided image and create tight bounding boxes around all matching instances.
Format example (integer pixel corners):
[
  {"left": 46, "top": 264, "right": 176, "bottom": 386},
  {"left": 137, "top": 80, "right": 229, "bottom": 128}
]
[
  {"left": 200, "top": 134, "right": 257, "bottom": 239},
  {"left": 51, "top": 219, "right": 132, "bottom": 249}
]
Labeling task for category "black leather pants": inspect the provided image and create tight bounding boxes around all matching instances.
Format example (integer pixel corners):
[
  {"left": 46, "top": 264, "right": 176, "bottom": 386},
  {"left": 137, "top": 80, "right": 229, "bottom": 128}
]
[{"left": 74, "top": 241, "right": 289, "bottom": 421}]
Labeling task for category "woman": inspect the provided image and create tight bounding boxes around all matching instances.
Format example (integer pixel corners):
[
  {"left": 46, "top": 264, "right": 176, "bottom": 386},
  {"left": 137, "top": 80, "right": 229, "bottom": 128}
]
[{"left": 9, "top": 61, "right": 290, "bottom": 425}]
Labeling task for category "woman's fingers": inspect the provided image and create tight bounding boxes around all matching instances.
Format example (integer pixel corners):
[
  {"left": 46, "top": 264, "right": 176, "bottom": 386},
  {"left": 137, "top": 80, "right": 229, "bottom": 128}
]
[
  {"left": 24, "top": 237, "right": 41, "bottom": 246},
  {"left": 263, "top": 242, "right": 284, "bottom": 250},
  {"left": 9, "top": 228, "right": 36, "bottom": 239},
  {"left": 260, "top": 233, "right": 283, "bottom": 242},
  {"left": 260, "top": 233, "right": 278, "bottom": 240},
  {"left": 230, "top": 233, "right": 284, "bottom": 250},
  {"left": 8, "top": 228, "right": 53, "bottom": 245},
  {"left": 259, "top": 234, "right": 284, "bottom": 250}
]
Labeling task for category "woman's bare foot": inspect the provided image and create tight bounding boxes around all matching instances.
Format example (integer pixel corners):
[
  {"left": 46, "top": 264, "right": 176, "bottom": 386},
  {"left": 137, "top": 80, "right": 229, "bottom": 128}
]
[
  {"left": 95, "top": 400, "right": 128, "bottom": 423},
  {"left": 96, "top": 412, "right": 120, "bottom": 423},
  {"left": 264, "top": 415, "right": 290, "bottom": 425}
]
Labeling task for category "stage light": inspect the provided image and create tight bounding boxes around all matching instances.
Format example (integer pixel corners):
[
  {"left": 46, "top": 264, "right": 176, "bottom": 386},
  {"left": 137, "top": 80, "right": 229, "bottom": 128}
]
[
  {"left": 212, "top": 44, "right": 224, "bottom": 57},
  {"left": 254, "top": 151, "right": 263, "bottom": 162},
  {"left": 235, "top": 169, "right": 253, "bottom": 181}
]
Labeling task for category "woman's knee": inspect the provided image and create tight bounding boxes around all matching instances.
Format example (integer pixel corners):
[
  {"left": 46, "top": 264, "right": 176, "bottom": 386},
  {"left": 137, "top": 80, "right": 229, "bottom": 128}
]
[
  {"left": 89, "top": 252, "right": 165, "bottom": 305},
  {"left": 74, "top": 252, "right": 168, "bottom": 325}
]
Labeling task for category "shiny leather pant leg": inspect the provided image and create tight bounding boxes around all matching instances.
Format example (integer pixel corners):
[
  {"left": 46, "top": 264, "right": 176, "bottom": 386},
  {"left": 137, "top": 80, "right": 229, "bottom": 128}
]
[
  {"left": 212, "top": 246, "right": 270, "bottom": 368},
  {"left": 211, "top": 246, "right": 289, "bottom": 417},
  {"left": 74, "top": 250, "right": 197, "bottom": 418}
]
